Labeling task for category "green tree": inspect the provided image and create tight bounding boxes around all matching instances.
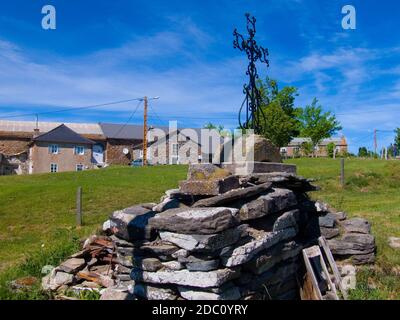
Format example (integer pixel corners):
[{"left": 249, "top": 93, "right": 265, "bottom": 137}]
[
  {"left": 358, "top": 147, "right": 368, "bottom": 157},
  {"left": 203, "top": 122, "right": 230, "bottom": 137},
  {"left": 298, "top": 98, "right": 342, "bottom": 156},
  {"left": 326, "top": 142, "right": 336, "bottom": 158},
  {"left": 394, "top": 128, "right": 400, "bottom": 147},
  {"left": 300, "top": 141, "right": 314, "bottom": 157},
  {"left": 257, "top": 78, "right": 301, "bottom": 147}
]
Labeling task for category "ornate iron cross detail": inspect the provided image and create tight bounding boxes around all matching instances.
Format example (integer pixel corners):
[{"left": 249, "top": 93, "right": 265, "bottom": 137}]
[{"left": 233, "top": 13, "right": 269, "bottom": 134}]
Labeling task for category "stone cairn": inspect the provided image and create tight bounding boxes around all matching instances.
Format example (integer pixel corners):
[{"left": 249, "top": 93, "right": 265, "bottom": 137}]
[{"left": 42, "top": 163, "right": 376, "bottom": 300}]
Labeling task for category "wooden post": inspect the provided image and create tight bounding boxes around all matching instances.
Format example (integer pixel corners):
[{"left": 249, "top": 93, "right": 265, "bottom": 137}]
[
  {"left": 142, "top": 96, "right": 148, "bottom": 166},
  {"left": 76, "top": 186, "right": 82, "bottom": 226},
  {"left": 340, "top": 158, "right": 345, "bottom": 187}
]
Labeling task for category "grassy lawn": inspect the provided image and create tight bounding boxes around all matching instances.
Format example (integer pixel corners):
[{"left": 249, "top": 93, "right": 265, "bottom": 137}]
[
  {"left": 0, "top": 159, "right": 399, "bottom": 299},
  {"left": 0, "top": 165, "right": 187, "bottom": 299},
  {"left": 286, "top": 158, "right": 400, "bottom": 300}
]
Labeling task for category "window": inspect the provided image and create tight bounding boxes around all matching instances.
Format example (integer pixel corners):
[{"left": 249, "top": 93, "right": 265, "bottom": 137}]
[
  {"left": 49, "top": 144, "right": 59, "bottom": 154},
  {"left": 172, "top": 144, "right": 179, "bottom": 156},
  {"left": 50, "top": 163, "right": 58, "bottom": 173},
  {"left": 76, "top": 164, "right": 84, "bottom": 171},
  {"left": 74, "top": 146, "right": 85, "bottom": 155}
]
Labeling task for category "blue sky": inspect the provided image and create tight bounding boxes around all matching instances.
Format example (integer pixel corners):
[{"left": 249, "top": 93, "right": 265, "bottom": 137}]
[{"left": 0, "top": 0, "right": 399, "bottom": 153}]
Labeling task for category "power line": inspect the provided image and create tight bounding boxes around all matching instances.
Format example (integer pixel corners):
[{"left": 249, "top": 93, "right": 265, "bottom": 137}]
[
  {"left": 112, "top": 100, "right": 143, "bottom": 138},
  {"left": 148, "top": 104, "right": 165, "bottom": 124},
  {"left": 0, "top": 98, "right": 143, "bottom": 120}
]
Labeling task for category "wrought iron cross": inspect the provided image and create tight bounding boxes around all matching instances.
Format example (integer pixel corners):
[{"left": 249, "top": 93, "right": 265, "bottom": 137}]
[{"left": 233, "top": 13, "right": 269, "bottom": 134}]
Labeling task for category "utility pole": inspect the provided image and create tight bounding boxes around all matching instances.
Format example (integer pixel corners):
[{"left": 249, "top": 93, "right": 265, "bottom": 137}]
[
  {"left": 142, "top": 96, "right": 148, "bottom": 166},
  {"left": 374, "top": 129, "right": 377, "bottom": 156}
]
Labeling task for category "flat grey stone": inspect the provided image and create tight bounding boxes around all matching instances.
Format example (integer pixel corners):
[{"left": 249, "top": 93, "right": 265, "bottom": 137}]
[
  {"left": 240, "top": 188, "right": 297, "bottom": 221},
  {"left": 221, "top": 227, "right": 297, "bottom": 267},
  {"left": 244, "top": 241, "right": 302, "bottom": 275},
  {"left": 161, "top": 261, "right": 184, "bottom": 271},
  {"left": 388, "top": 237, "right": 400, "bottom": 249},
  {"left": 332, "top": 211, "right": 347, "bottom": 221},
  {"left": 42, "top": 270, "right": 74, "bottom": 291},
  {"left": 179, "top": 175, "right": 240, "bottom": 196},
  {"left": 152, "top": 197, "right": 187, "bottom": 213},
  {"left": 136, "top": 258, "right": 163, "bottom": 272},
  {"left": 178, "top": 286, "right": 241, "bottom": 300},
  {"left": 114, "top": 264, "right": 132, "bottom": 274},
  {"left": 315, "top": 201, "right": 329, "bottom": 213},
  {"left": 328, "top": 233, "right": 375, "bottom": 256},
  {"left": 185, "top": 259, "right": 220, "bottom": 272},
  {"left": 140, "top": 241, "right": 179, "bottom": 256},
  {"left": 131, "top": 268, "right": 239, "bottom": 288},
  {"left": 319, "top": 213, "right": 336, "bottom": 228},
  {"left": 116, "top": 254, "right": 134, "bottom": 267},
  {"left": 159, "top": 224, "right": 247, "bottom": 252},
  {"left": 171, "top": 249, "right": 189, "bottom": 259},
  {"left": 192, "top": 182, "right": 272, "bottom": 208},
  {"left": 149, "top": 207, "right": 240, "bottom": 234},
  {"left": 243, "top": 173, "right": 317, "bottom": 192},
  {"left": 100, "top": 288, "right": 133, "bottom": 300},
  {"left": 273, "top": 210, "right": 299, "bottom": 232},
  {"left": 58, "top": 258, "right": 86, "bottom": 274},
  {"left": 351, "top": 252, "right": 375, "bottom": 265},
  {"left": 320, "top": 227, "right": 340, "bottom": 239},
  {"left": 341, "top": 218, "right": 371, "bottom": 234},
  {"left": 132, "top": 283, "right": 177, "bottom": 300},
  {"left": 110, "top": 205, "right": 156, "bottom": 241}
]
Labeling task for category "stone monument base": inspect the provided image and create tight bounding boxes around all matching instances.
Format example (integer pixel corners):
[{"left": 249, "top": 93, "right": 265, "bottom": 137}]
[{"left": 221, "top": 161, "right": 297, "bottom": 176}]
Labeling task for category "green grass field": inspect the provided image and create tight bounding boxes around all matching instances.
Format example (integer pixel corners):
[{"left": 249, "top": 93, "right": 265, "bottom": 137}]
[
  {"left": 0, "top": 159, "right": 399, "bottom": 299},
  {"left": 286, "top": 158, "right": 400, "bottom": 299},
  {"left": 0, "top": 165, "right": 187, "bottom": 299}
]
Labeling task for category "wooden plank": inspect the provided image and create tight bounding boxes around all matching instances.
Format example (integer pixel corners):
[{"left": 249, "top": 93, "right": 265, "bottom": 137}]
[
  {"left": 302, "top": 246, "right": 323, "bottom": 300},
  {"left": 319, "top": 236, "right": 348, "bottom": 299},
  {"left": 317, "top": 250, "right": 339, "bottom": 300}
]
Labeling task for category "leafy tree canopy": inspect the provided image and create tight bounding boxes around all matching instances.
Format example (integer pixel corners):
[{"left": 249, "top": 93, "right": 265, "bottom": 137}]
[
  {"left": 298, "top": 98, "right": 342, "bottom": 148},
  {"left": 257, "top": 78, "right": 301, "bottom": 147}
]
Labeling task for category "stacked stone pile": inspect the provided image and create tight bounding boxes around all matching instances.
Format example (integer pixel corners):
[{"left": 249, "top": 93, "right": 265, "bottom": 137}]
[
  {"left": 104, "top": 164, "right": 322, "bottom": 300},
  {"left": 41, "top": 163, "right": 376, "bottom": 300},
  {"left": 315, "top": 202, "right": 376, "bottom": 265}
]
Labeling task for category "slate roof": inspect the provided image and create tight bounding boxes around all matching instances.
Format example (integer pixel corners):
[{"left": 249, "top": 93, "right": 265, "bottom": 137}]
[
  {"left": 100, "top": 123, "right": 170, "bottom": 140},
  {"left": 0, "top": 120, "right": 103, "bottom": 135},
  {"left": 33, "top": 124, "right": 95, "bottom": 145},
  {"left": 288, "top": 137, "right": 346, "bottom": 146}
]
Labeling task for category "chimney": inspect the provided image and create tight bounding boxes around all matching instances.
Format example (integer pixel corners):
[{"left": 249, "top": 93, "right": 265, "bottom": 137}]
[{"left": 33, "top": 128, "right": 40, "bottom": 138}]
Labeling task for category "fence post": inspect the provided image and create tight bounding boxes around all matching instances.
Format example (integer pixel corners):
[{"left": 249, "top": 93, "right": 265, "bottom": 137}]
[
  {"left": 76, "top": 186, "right": 82, "bottom": 226},
  {"left": 340, "top": 158, "right": 345, "bottom": 187}
]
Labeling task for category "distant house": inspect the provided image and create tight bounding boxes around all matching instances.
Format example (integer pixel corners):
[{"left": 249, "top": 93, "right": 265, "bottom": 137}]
[
  {"left": 0, "top": 120, "right": 220, "bottom": 175},
  {"left": 99, "top": 123, "right": 147, "bottom": 165},
  {"left": 0, "top": 129, "right": 31, "bottom": 175},
  {"left": 281, "top": 136, "right": 348, "bottom": 158},
  {"left": 29, "top": 124, "right": 95, "bottom": 174}
]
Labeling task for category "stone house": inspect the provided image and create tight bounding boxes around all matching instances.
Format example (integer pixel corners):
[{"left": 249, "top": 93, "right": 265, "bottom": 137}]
[
  {"left": 99, "top": 123, "right": 145, "bottom": 165},
  {"left": 281, "top": 136, "right": 348, "bottom": 158},
  {"left": 0, "top": 129, "right": 32, "bottom": 175},
  {"left": 30, "top": 124, "right": 96, "bottom": 174},
  {"left": 147, "top": 128, "right": 202, "bottom": 165}
]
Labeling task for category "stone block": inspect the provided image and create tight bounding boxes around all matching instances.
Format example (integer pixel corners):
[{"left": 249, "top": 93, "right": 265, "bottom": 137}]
[
  {"left": 148, "top": 207, "right": 240, "bottom": 234},
  {"left": 179, "top": 175, "right": 240, "bottom": 196},
  {"left": 131, "top": 268, "right": 240, "bottom": 288}
]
